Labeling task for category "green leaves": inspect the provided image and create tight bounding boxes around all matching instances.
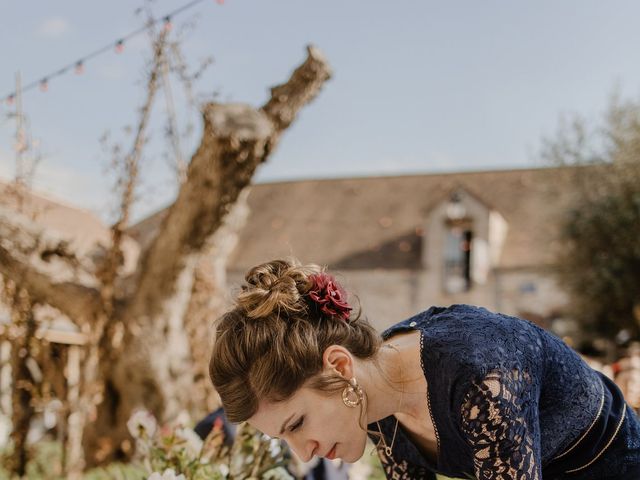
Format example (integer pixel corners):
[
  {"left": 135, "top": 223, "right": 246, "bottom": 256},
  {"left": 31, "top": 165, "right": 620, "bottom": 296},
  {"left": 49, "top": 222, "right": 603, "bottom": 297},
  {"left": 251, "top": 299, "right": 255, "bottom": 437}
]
[
  {"left": 128, "top": 410, "right": 293, "bottom": 480},
  {"left": 547, "top": 96, "right": 640, "bottom": 343}
]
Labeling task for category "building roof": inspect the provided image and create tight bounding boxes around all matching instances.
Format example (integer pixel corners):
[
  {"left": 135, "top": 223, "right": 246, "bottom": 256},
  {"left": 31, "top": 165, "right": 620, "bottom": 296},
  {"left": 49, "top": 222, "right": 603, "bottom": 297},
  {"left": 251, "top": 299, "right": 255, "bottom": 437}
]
[
  {"left": 127, "top": 166, "right": 577, "bottom": 272},
  {"left": 0, "top": 181, "right": 139, "bottom": 274}
]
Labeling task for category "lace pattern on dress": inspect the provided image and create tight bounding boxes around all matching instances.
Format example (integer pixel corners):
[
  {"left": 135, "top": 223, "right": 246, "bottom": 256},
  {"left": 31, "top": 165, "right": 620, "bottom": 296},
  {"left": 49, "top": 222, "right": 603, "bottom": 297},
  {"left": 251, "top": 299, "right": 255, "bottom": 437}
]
[
  {"left": 460, "top": 368, "right": 542, "bottom": 480},
  {"left": 376, "top": 454, "right": 433, "bottom": 480}
]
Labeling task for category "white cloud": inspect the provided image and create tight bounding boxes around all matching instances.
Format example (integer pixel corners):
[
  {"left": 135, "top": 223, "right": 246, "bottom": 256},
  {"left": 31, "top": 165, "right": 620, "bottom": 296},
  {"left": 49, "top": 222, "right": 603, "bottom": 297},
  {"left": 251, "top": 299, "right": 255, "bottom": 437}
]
[{"left": 37, "top": 16, "right": 70, "bottom": 38}]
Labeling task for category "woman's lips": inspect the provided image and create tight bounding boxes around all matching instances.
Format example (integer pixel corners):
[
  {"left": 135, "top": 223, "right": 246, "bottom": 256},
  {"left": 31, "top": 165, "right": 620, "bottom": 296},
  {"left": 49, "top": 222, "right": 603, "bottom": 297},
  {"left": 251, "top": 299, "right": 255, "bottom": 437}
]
[{"left": 325, "top": 443, "right": 337, "bottom": 460}]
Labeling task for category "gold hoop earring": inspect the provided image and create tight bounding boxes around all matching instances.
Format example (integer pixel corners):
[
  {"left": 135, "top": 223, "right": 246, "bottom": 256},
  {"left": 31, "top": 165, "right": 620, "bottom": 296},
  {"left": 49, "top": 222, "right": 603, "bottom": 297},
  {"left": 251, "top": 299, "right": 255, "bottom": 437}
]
[{"left": 342, "top": 377, "right": 364, "bottom": 408}]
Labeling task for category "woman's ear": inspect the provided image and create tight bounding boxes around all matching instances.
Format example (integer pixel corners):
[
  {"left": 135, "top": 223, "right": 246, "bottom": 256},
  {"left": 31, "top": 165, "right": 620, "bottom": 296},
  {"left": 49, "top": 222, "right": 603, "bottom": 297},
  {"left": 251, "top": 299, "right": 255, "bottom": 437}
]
[{"left": 322, "top": 345, "right": 354, "bottom": 379}]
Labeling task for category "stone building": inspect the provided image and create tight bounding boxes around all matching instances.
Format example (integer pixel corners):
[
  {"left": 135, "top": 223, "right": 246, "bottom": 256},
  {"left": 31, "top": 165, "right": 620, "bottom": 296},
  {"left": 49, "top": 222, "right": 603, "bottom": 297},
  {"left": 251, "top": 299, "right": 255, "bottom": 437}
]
[
  {"left": 1, "top": 164, "right": 580, "bottom": 338},
  {"left": 0, "top": 181, "right": 139, "bottom": 448},
  {"left": 224, "top": 166, "right": 577, "bottom": 334}
]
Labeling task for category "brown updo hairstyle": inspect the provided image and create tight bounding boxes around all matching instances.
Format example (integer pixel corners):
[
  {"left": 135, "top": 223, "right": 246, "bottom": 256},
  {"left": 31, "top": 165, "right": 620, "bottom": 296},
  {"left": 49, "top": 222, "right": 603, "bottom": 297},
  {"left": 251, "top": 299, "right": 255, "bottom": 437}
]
[{"left": 209, "top": 258, "right": 383, "bottom": 429}]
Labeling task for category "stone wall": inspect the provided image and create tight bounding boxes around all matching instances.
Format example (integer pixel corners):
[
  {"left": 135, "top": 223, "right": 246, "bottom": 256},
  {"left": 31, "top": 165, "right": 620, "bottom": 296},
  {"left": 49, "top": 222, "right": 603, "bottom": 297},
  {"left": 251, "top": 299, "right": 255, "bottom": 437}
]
[{"left": 227, "top": 266, "right": 568, "bottom": 334}]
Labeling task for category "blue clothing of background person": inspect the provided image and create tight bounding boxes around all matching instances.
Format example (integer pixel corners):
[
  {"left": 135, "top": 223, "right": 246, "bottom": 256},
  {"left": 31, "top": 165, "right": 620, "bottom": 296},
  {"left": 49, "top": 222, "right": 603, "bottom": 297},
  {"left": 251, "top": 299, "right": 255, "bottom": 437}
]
[
  {"left": 368, "top": 304, "right": 640, "bottom": 480},
  {"left": 194, "top": 407, "right": 237, "bottom": 447}
]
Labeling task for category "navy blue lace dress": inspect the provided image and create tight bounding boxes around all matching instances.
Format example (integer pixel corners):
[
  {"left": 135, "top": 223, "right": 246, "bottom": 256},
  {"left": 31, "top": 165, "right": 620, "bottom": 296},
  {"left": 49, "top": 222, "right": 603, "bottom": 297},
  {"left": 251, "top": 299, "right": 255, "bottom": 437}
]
[{"left": 366, "top": 304, "right": 640, "bottom": 480}]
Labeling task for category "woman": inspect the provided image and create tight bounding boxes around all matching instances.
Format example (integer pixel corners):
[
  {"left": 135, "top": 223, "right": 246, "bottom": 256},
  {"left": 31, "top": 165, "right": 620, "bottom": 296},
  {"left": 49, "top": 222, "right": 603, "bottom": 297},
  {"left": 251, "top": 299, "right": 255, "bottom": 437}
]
[{"left": 209, "top": 259, "right": 640, "bottom": 479}]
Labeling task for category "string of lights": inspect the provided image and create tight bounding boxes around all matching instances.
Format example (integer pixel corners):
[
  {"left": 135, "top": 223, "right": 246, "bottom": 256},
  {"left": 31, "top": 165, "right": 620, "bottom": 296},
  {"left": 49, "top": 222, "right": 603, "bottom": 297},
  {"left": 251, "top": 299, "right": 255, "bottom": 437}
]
[{"left": 2, "top": 0, "right": 224, "bottom": 105}]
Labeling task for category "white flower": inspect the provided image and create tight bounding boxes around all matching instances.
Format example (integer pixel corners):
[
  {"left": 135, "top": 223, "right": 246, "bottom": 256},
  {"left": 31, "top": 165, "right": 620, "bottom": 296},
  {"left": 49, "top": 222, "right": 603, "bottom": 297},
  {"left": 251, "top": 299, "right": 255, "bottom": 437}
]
[
  {"left": 347, "top": 458, "right": 372, "bottom": 480},
  {"left": 217, "top": 463, "right": 230, "bottom": 477},
  {"left": 288, "top": 453, "right": 319, "bottom": 477},
  {"left": 263, "top": 466, "right": 294, "bottom": 479},
  {"left": 147, "top": 468, "right": 186, "bottom": 480},
  {"left": 174, "top": 426, "right": 204, "bottom": 456},
  {"left": 135, "top": 438, "right": 151, "bottom": 456},
  {"left": 127, "top": 409, "right": 158, "bottom": 440},
  {"left": 268, "top": 437, "right": 282, "bottom": 457},
  {"left": 173, "top": 409, "right": 192, "bottom": 428}
]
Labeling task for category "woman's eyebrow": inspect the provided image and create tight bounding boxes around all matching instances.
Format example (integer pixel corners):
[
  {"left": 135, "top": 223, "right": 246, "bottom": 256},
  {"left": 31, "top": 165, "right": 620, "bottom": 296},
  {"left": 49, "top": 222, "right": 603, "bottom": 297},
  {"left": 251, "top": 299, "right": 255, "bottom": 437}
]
[{"left": 279, "top": 413, "right": 295, "bottom": 435}]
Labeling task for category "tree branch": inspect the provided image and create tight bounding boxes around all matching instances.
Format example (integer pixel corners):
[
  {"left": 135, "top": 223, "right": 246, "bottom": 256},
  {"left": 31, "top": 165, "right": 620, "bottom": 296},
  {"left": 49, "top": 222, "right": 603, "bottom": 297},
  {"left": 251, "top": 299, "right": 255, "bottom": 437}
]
[
  {"left": 261, "top": 45, "right": 332, "bottom": 134},
  {"left": 0, "top": 206, "right": 102, "bottom": 323},
  {"left": 127, "top": 45, "right": 332, "bottom": 321}
]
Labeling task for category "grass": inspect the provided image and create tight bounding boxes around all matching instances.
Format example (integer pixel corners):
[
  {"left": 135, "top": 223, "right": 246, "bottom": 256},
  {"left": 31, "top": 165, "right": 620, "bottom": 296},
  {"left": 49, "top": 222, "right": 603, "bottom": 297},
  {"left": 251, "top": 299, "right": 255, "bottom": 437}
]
[{"left": 0, "top": 441, "right": 146, "bottom": 480}]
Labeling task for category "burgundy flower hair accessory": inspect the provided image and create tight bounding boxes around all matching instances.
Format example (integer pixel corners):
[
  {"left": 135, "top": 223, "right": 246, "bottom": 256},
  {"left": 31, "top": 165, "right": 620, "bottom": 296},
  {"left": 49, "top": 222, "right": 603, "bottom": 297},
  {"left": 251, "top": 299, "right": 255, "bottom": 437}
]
[{"left": 307, "top": 273, "right": 353, "bottom": 322}]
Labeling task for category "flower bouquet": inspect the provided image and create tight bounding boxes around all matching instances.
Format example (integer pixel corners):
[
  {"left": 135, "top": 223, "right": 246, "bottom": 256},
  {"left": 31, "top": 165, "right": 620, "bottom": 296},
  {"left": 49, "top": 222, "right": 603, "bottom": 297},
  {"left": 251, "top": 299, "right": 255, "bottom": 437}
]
[{"left": 127, "top": 409, "right": 294, "bottom": 480}]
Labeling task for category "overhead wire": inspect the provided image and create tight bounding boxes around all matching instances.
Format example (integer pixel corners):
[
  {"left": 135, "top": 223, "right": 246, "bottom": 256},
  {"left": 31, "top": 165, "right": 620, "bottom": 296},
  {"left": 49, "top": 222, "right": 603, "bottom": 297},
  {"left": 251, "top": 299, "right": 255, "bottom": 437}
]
[{"left": 2, "top": 0, "right": 218, "bottom": 104}]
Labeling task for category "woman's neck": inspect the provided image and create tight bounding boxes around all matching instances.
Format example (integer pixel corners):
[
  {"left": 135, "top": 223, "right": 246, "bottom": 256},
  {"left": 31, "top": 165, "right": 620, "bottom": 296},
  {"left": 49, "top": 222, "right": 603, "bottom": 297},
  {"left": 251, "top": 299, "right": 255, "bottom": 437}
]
[{"left": 360, "top": 331, "right": 428, "bottom": 424}]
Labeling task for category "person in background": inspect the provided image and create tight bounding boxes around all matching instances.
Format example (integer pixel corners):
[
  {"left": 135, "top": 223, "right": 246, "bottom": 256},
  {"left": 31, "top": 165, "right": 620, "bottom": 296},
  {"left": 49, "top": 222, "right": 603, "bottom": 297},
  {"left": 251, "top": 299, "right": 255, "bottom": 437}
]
[
  {"left": 612, "top": 342, "right": 640, "bottom": 414},
  {"left": 194, "top": 406, "right": 236, "bottom": 448}
]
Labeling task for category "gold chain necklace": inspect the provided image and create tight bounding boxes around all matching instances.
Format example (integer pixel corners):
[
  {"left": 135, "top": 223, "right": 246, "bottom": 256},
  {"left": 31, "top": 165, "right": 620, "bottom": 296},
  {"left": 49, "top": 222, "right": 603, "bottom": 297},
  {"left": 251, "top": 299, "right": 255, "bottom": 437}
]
[{"left": 376, "top": 342, "right": 404, "bottom": 458}]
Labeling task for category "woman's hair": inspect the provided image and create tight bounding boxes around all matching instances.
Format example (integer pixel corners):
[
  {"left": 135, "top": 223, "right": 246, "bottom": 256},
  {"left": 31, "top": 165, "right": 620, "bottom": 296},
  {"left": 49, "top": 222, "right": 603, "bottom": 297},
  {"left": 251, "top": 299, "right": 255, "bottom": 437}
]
[{"left": 209, "top": 258, "right": 382, "bottom": 424}]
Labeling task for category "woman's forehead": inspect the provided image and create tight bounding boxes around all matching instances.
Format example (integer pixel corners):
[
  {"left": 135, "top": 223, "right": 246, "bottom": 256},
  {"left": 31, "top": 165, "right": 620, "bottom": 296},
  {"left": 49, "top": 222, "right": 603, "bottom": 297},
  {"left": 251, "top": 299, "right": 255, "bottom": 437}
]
[{"left": 250, "top": 395, "right": 299, "bottom": 436}]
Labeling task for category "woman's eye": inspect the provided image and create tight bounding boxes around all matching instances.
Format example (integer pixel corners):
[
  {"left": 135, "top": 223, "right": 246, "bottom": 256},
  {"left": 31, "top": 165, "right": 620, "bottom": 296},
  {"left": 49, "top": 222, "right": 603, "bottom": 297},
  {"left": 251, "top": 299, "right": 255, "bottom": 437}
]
[{"left": 290, "top": 417, "right": 304, "bottom": 432}]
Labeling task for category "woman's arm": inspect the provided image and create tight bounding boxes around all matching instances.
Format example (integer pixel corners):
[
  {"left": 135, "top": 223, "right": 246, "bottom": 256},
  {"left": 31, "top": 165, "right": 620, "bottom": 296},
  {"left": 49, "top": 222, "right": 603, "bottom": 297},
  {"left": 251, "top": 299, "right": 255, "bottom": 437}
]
[{"left": 460, "top": 368, "right": 542, "bottom": 480}]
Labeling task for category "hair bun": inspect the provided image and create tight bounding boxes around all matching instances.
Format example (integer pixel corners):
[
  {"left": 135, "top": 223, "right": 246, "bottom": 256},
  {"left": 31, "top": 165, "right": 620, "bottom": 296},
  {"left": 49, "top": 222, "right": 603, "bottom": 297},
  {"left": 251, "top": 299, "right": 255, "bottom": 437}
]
[
  {"left": 244, "top": 259, "right": 291, "bottom": 290},
  {"left": 237, "top": 259, "right": 320, "bottom": 319}
]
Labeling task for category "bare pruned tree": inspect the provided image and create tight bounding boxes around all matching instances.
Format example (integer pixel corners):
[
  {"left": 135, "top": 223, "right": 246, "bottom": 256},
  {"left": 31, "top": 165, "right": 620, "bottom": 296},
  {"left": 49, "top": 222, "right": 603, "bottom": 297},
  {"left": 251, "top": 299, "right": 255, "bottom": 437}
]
[{"left": 0, "top": 41, "right": 332, "bottom": 472}]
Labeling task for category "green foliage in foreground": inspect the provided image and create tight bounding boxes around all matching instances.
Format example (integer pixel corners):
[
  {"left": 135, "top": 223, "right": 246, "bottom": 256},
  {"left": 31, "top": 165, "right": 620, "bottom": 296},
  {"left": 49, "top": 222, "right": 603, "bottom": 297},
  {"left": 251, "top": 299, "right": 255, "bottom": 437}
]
[
  {"left": 0, "top": 441, "right": 145, "bottom": 480},
  {"left": 0, "top": 440, "right": 463, "bottom": 480}
]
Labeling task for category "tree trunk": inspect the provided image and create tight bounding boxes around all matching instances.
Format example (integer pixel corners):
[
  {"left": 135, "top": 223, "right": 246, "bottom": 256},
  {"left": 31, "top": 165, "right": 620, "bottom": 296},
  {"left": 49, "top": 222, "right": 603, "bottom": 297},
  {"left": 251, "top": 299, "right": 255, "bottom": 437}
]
[
  {"left": 0, "top": 45, "right": 332, "bottom": 469},
  {"left": 82, "top": 46, "right": 331, "bottom": 466},
  {"left": 184, "top": 187, "right": 251, "bottom": 416},
  {"left": 7, "top": 286, "right": 37, "bottom": 476}
]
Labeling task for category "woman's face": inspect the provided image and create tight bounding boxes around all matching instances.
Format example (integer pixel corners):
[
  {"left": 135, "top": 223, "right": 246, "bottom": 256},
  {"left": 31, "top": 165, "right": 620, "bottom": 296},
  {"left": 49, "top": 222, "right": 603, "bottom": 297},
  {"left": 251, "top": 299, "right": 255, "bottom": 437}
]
[{"left": 247, "top": 380, "right": 369, "bottom": 463}]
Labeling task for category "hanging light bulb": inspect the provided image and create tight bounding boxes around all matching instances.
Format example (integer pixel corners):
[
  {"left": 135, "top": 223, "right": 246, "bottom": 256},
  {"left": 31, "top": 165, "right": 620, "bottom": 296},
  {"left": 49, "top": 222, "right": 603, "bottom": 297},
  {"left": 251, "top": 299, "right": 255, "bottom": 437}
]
[
  {"left": 39, "top": 78, "right": 49, "bottom": 92},
  {"left": 163, "top": 16, "right": 173, "bottom": 31},
  {"left": 115, "top": 39, "right": 125, "bottom": 54},
  {"left": 75, "top": 61, "right": 85, "bottom": 75}
]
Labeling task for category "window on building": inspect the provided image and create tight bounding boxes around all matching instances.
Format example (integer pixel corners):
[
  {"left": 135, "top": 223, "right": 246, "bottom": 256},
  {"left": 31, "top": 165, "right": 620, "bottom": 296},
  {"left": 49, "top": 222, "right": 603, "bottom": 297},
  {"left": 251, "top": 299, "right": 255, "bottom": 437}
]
[{"left": 443, "top": 220, "right": 473, "bottom": 294}]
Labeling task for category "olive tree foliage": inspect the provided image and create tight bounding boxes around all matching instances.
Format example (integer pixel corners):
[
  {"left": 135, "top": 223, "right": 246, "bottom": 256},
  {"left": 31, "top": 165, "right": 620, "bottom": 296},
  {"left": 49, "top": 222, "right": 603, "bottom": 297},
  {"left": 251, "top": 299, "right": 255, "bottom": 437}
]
[{"left": 542, "top": 94, "right": 640, "bottom": 342}]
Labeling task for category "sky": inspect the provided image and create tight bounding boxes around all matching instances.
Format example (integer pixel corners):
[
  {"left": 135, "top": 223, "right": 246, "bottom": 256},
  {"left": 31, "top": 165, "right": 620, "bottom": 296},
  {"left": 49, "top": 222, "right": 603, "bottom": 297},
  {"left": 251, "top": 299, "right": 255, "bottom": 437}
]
[{"left": 2, "top": 1, "right": 640, "bottom": 223}]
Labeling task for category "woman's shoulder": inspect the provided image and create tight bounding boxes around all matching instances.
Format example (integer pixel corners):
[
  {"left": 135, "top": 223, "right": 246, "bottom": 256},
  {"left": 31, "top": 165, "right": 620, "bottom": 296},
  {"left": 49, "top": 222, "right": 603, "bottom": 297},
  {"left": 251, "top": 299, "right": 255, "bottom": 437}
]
[
  {"left": 383, "top": 304, "right": 544, "bottom": 340},
  {"left": 383, "top": 304, "right": 548, "bottom": 374}
]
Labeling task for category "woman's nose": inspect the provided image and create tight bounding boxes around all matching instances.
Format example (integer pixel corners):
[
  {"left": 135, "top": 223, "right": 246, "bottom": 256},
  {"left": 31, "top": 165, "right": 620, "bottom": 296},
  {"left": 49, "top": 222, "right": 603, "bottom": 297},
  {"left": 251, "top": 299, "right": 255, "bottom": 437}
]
[{"left": 289, "top": 438, "right": 319, "bottom": 463}]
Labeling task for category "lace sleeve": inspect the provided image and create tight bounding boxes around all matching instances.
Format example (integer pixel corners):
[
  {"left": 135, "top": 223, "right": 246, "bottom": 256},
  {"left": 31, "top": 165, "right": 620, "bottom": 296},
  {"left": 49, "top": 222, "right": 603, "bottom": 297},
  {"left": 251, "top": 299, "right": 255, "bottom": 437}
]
[{"left": 460, "top": 369, "right": 542, "bottom": 479}]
